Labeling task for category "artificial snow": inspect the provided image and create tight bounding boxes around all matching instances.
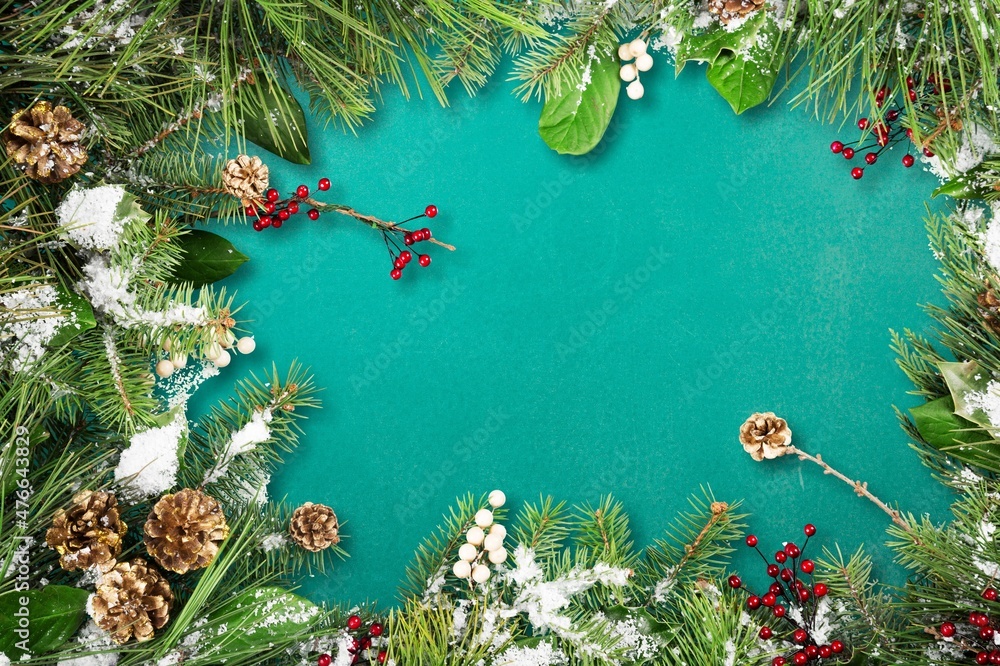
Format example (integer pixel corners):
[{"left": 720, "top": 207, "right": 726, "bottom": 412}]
[
  {"left": 963, "top": 380, "right": 1000, "bottom": 429},
  {"left": 493, "top": 641, "right": 568, "bottom": 666},
  {"left": 57, "top": 621, "right": 119, "bottom": 666},
  {"left": 114, "top": 409, "right": 187, "bottom": 499},
  {"left": 57, "top": 186, "right": 128, "bottom": 251},
  {"left": 260, "top": 532, "right": 288, "bottom": 552},
  {"left": 0, "top": 283, "right": 67, "bottom": 372},
  {"left": 924, "top": 124, "right": 1000, "bottom": 180},
  {"left": 203, "top": 408, "right": 273, "bottom": 485}
]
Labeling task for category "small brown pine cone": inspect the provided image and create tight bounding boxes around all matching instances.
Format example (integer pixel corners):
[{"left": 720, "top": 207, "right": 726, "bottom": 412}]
[
  {"left": 289, "top": 502, "right": 340, "bottom": 552},
  {"left": 91, "top": 558, "right": 173, "bottom": 644},
  {"left": 222, "top": 154, "right": 269, "bottom": 202},
  {"left": 708, "top": 0, "right": 766, "bottom": 23},
  {"left": 143, "top": 488, "right": 229, "bottom": 574},
  {"left": 4, "top": 101, "right": 87, "bottom": 183},
  {"left": 739, "top": 412, "right": 792, "bottom": 461},
  {"left": 45, "top": 490, "right": 127, "bottom": 573}
]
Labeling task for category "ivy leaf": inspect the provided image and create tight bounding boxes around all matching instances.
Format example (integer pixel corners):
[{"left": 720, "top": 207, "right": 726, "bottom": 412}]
[
  {"left": 939, "top": 361, "right": 995, "bottom": 430},
  {"left": 197, "top": 587, "right": 321, "bottom": 660},
  {"left": 932, "top": 163, "right": 997, "bottom": 200},
  {"left": 243, "top": 73, "right": 310, "bottom": 165},
  {"left": 538, "top": 55, "right": 620, "bottom": 155},
  {"left": 169, "top": 230, "right": 248, "bottom": 286},
  {"left": 911, "top": 396, "right": 1000, "bottom": 472},
  {"left": 49, "top": 284, "right": 96, "bottom": 347},
  {"left": 0, "top": 586, "right": 90, "bottom": 658}
]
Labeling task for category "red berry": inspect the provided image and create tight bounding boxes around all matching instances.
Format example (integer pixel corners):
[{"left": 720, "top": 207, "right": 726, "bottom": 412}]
[
  {"left": 759, "top": 626, "right": 773, "bottom": 639},
  {"left": 772, "top": 605, "right": 786, "bottom": 618},
  {"left": 865, "top": 152, "right": 878, "bottom": 165},
  {"left": 360, "top": 637, "right": 372, "bottom": 650},
  {"left": 746, "top": 534, "right": 758, "bottom": 547},
  {"left": 762, "top": 593, "right": 776, "bottom": 607},
  {"left": 793, "top": 628, "right": 808, "bottom": 643},
  {"left": 296, "top": 185, "right": 309, "bottom": 198},
  {"left": 288, "top": 201, "right": 300, "bottom": 214},
  {"left": 263, "top": 201, "right": 276, "bottom": 214},
  {"left": 909, "top": 89, "right": 918, "bottom": 102},
  {"left": 831, "top": 640, "right": 844, "bottom": 654},
  {"left": 418, "top": 254, "right": 431, "bottom": 267},
  {"left": 804, "top": 524, "right": 816, "bottom": 537},
  {"left": 772, "top": 658, "right": 786, "bottom": 666},
  {"left": 253, "top": 221, "right": 264, "bottom": 232},
  {"left": 318, "top": 178, "right": 331, "bottom": 191},
  {"left": 814, "top": 583, "right": 828, "bottom": 597},
  {"left": 798, "top": 589, "right": 810, "bottom": 602},
  {"left": 906, "top": 127, "right": 914, "bottom": 138},
  {"left": 307, "top": 209, "right": 320, "bottom": 221},
  {"left": 902, "top": 154, "right": 915, "bottom": 167},
  {"left": 906, "top": 75, "right": 915, "bottom": 88},
  {"left": 775, "top": 551, "right": 787, "bottom": 564},
  {"left": 858, "top": 118, "right": 869, "bottom": 130},
  {"left": 991, "top": 652, "right": 1000, "bottom": 666},
  {"left": 728, "top": 575, "right": 742, "bottom": 589},
  {"left": 923, "top": 147, "right": 935, "bottom": 157},
  {"left": 972, "top": 612, "right": 987, "bottom": 626},
  {"left": 277, "top": 209, "right": 290, "bottom": 221},
  {"left": 851, "top": 167, "right": 864, "bottom": 179},
  {"left": 377, "top": 651, "right": 387, "bottom": 665},
  {"left": 245, "top": 205, "right": 256, "bottom": 216},
  {"left": 272, "top": 219, "right": 283, "bottom": 229},
  {"left": 983, "top": 626, "right": 996, "bottom": 640},
  {"left": 843, "top": 147, "right": 855, "bottom": 159},
  {"left": 780, "top": 569, "right": 792, "bottom": 582},
  {"left": 394, "top": 257, "right": 405, "bottom": 269},
  {"left": 793, "top": 652, "right": 808, "bottom": 666},
  {"left": 400, "top": 250, "right": 413, "bottom": 264},
  {"left": 805, "top": 645, "right": 820, "bottom": 659},
  {"left": 800, "top": 559, "right": 814, "bottom": 574},
  {"left": 265, "top": 188, "right": 280, "bottom": 202},
  {"left": 985, "top": 588, "right": 998, "bottom": 601},
  {"left": 424, "top": 204, "right": 438, "bottom": 218},
  {"left": 317, "top": 654, "right": 332, "bottom": 666},
  {"left": 784, "top": 543, "right": 799, "bottom": 558},
  {"left": 830, "top": 141, "right": 844, "bottom": 154},
  {"left": 404, "top": 234, "right": 414, "bottom": 246},
  {"left": 347, "top": 615, "right": 362, "bottom": 631},
  {"left": 767, "top": 564, "right": 779, "bottom": 577},
  {"left": 769, "top": 583, "right": 783, "bottom": 595},
  {"left": 259, "top": 216, "right": 272, "bottom": 228},
  {"left": 877, "top": 134, "right": 889, "bottom": 147},
  {"left": 819, "top": 645, "right": 833, "bottom": 658},
  {"left": 390, "top": 268, "right": 402, "bottom": 280},
  {"left": 887, "top": 109, "right": 900, "bottom": 121},
  {"left": 978, "top": 653, "right": 990, "bottom": 665},
  {"left": 369, "top": 622, "right": 384, "bottom": 637},
  {"left": 940, "top": 621, "right": 956, "bottom": 637},
  {"left": 421, "top": 227, "right": 432, "bottom": 239},
  {"left": 876, "top": 87, "right": 887, "bottom": 101},
  {"left": 747, "top": 595, "right": 762, "bottom": 610}
]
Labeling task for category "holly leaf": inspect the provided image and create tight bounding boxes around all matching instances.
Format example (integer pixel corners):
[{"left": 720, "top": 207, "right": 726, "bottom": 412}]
[
  {"left": 675, "top": 11, "right": 767, "bottom": 72},
  {"left": 196, "top": 587, "right": 322, "bottom": 660},
  {"left": 911, "top": 396, "right": 1000, "bottom": 471},
  {"left": 538, "top": 55, "right": 620, "bottom": 155},
  {"left": 0, "top": 586, "right": 90, "bottom": 659},
  {"left": 939, "top": 361, "right": 995, "bottom": 430},
  {"left": 169, "top": 230, "right": 248, "bottom": 286},
  {"left": 932, "top": 163, "right": 998, "bottom": 200},
  {"left": 242, "top": 74, "right": 310, "bottom": 165},
  {"left": 49, "top": 284, "right": 96, "bottom": 347}
]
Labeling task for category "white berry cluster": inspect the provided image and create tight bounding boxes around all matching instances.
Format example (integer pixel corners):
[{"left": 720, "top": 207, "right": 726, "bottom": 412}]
[
  {"left": 618, "top": 38, "right": 653, "bottom": 100},
  {"left": 154, "top": 333, "right": 256, "bottom": 378},
  {"left": 452, "top": 490, "right": 508, "bottom": 585}
]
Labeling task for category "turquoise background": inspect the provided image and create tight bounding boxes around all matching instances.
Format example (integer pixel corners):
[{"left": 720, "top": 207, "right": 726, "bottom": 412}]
[{"left": 192, "top": 63, "right": 956, "bottom": 605}]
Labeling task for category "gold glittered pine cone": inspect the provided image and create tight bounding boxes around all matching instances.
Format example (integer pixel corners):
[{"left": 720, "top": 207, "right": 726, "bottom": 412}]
[
  {"left": 289, "top": 502, "right": 340, "bottom": 552},
  {"left": 45, "top": 490, "right": 127, "bottom": 573},
  {"left": 91, "top": 558, "right": 173, "bottom": 644},
  {"left": 143, "top": 488, "right": 229, "bottom": 574},
  {"left": 221, "top": 154, "right": 269, "bottom": 202},
  {"left": 4, "top": 101, "right": 87, "bottom": 183},
  {"left": 707, "top": 0, "right": 766, "bottom": 23},
  {"left": 739, "top": 412, "right": 792, "bottom": 461}
]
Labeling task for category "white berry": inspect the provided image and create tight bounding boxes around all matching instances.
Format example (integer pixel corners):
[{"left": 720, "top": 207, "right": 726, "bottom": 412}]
[
  {"left": 629, "top": 38, "right": 647, "bottom": 57},
  {"left": 474, "top": 509, "right": 493, "bottom": 528},
  {"left": 617, "top": 43, "right": 633, "bottom": 61},
  {"left": 453, "top": 560, "right": 472, "bottom": 579},
  {"left": 219, "top": 330, "right": 236, "bottom": 348},
  {"left": 155, "top": 359, "right": 175, "bottom": 378},
  {"left": 635, "top": 53, "right": 653, "bottom": 72},
  {"left": 489, "top": 524, "right": 507, "bottom": 539},
  {"left": 488, "top": 548, "right": 508, "bottom": 564},
  {"left": 214, "top": 349, "right": 232, "bottom": 368},
  {"left": 619, "top": 63, "right": 637, "bottom": 82},
  {"left": 483, "top": 533, "right": 503, "bottom": 552},
  {"left": 236, "top": 336, "right": 256, "bottom": 354},
  {"left": 488, "top": 490, "right": 506, "bottom": 508},
  {"left": 204, "top": 341, "right": 222, "bottom": 361},
  {"left": 627, "top": 80, "right": 645, "bottom": 100},
  {"left": 161, "top": 338, "right": 172, "bottom": 352},
  {"left": 471, "top": 564, "right": 490, "bottom": 583},
  {"left": 170, "top": 352, "right": 188, "bottom": 369},
  {"left": 458, "top": 543, "right": 478, "bottom": 562},
  {"left": 466, "top": 526, "right": 485, "bottom": 545}
]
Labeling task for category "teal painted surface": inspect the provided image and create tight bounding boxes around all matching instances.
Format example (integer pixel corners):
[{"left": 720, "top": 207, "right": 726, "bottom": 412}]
[{"left": 190, "top": 65, "right": 955, "bottom": 606}]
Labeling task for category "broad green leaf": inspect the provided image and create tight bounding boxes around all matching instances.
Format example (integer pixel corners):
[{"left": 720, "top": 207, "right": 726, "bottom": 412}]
[
  {"left": 243, "top": 74, "right": 310, "bottom": 165},
  {"left": 169, "top": 230, "right": 248, "bottom": 286},
  {"left": 197, "top": 587, "right": 321, "bottom": 660},
  {"left": 538, "top": 55, "right": 620, "bottom": 155},
  {"left": 675, "top": 11, "right": 767, "bottom": 72},
  {"left": 939, "top": 361, "right": 995, "bottom": 429},
  {"left": 604, "top": 605, "right": 671, "bottom": 638},
  {"left": 49, "top": 284, "right": 96, "bottom": 347},
  {"left": 932, "top": 164, "right": 996, "bottom": 200},
  {"left": 911, "top": 396, "right": 1000, "bottom": 471},
  {"left": 0, "top": 586, "right": 90, "bottom": 658},
  {"left": 705, "top": 34, "right": 782, "bottom": 114}
]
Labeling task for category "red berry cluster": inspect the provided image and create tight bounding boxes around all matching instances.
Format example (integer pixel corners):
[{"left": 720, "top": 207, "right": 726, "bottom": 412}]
[
  {"left": 246, "top": 177, "right": 332, "bottom": 231},
  {"left": 935, "top": 588, "right": 1000, "bottom": 664},
  {"left": 828, "top": 74, "right": 944, "bottom": 180},
  {"left": 731, "top": 524, "right": 847, "bottom": 665},
  {"left": 388, "top": 205, "right": 437, "bottom": 280},
  {"left": 316, "top": 614, "right": 386, "bottom": 666}
]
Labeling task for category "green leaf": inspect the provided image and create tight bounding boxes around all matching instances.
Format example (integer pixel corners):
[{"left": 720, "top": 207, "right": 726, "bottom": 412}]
[
  {"left": 49, "top": 284, "right": 96, "bottom": 347},
  {"left": 604, "top": 605, "right": 671, "bottom": 639},
  {"left": 939, "top": 361, "right": 995, "bottom": 429},
  {"left": 169, "top": 230, "right": 248, "bottom": 286},
  {"left": 538, "top": 55, "right": 620, "bottom": 155},
  {"left": 0, "top": 586, "right": 90, "bottom": 658},
  {"left": 243, "top": 74, "right": 310, "bottom": 165},
  {"left": 198, "top": 587, "right": 321, "bottom": 660},
  {"left": 675, "top": 11, "right": 767, "bottom": 72},
  {"left": 911, "top": 396, "right": 1000, "bottom": 466},
  {"left": 705, "top": 44, "right": 781, "bottom": 114},
  {"left": 932, "top": 164, "right": 996, "bottom": 200}
]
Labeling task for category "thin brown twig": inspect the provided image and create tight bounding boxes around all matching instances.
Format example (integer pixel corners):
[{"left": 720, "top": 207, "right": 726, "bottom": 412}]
[{"left": 305, "top": 200, "right": 456, "bottom": 251}]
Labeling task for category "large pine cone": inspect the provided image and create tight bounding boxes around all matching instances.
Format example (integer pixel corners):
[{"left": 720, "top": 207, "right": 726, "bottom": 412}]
[
  {"left": 739, "top": 412, "right": 792, "bottom": 461},
  {"left": 708, "top": 0, "right": 766, "bottom": 23},
  {"left": 91, "top": 558, "right": 172, "bottom": 644},
  {"left": 143, "top": 488, "right": 229, "bottom": 574},
  {"left": 45, "top": 491, "right": 127, "bottom": 573},
  {"left": 221, "top": 154, "right": 269, "bottom": 202},
  {"left": 4, "top": 101, "right": 87, "bottom": 183},
  {"left": 289, "top": 502, "right": 340, "bottom": 552}
]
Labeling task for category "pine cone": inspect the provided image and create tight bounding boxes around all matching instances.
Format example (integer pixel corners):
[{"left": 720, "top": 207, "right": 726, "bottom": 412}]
[
  {"left": 90, "top": 558, "right": 173, "bottom": 644},
  {"left": 4, "top": 101, "right": 87, "bottom": 183},
  {"left": 708, "top": 0, "right": 766, "bottom": 23},
  {"left": 289, "top": 502, "right": 340, "bottom": 552},
  {"left": 45, "top": 490, "right": 127, "bottom": 573},
  {"left": 143, "top": 488, "right": 229, "bottom": 574},
  {"left": 979, "top": 289, "right": 1000, "bottom": 333},
  {"left": 221, "top": 154, "right": 269, "bottom": 202},
  {"left": 739, "top": 412, "right": 792, "bottom": 461}
]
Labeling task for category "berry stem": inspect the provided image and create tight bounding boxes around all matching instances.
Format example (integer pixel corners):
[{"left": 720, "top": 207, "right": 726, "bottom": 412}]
[{"left": 305, "top": 199, "right": 456, "bottom": 251}]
